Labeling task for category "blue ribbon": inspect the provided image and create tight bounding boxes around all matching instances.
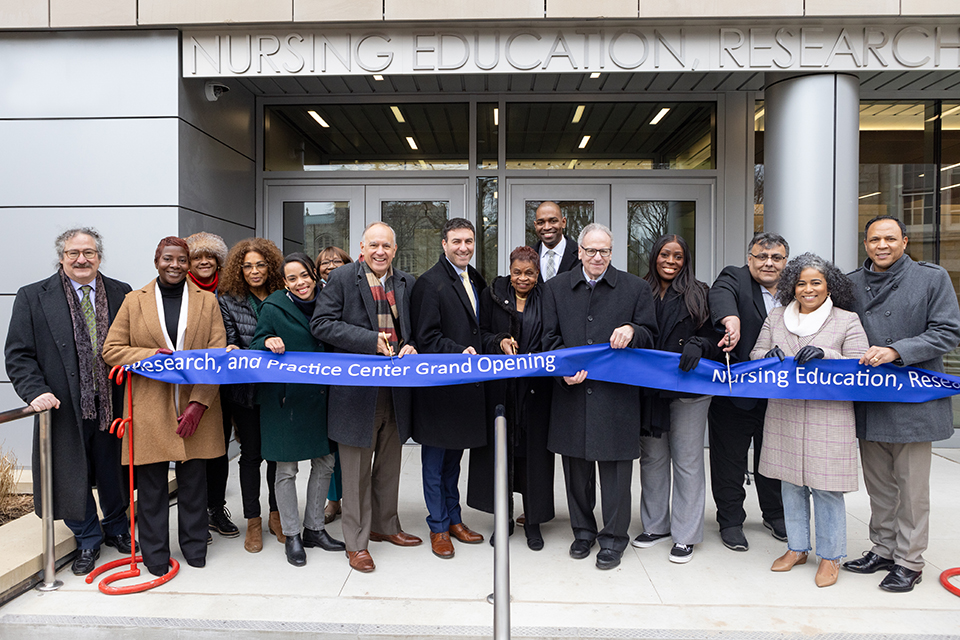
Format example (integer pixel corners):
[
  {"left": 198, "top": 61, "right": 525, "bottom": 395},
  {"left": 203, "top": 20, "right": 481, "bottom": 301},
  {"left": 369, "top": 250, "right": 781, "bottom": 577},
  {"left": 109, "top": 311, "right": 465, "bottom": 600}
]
[{"left": 124, "top": 345, "right": 960, "bottom": 404}]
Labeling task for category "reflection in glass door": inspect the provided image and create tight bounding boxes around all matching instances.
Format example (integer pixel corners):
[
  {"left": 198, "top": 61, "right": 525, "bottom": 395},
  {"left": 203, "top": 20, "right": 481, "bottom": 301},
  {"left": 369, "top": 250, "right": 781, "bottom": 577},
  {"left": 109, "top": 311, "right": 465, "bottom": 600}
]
[
  {"left": 282, "top": 201, "right": 350, "bottom": 259},
  {"left": 381, "top": 200, "right": 449, "bottom": 276},
  {"left": 627, "top": 201, "right": 697, "bottom": 277}
]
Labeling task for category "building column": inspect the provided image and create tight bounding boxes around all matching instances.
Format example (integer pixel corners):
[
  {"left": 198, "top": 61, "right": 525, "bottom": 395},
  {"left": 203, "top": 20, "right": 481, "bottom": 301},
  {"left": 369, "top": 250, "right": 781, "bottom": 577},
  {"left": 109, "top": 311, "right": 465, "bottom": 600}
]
[{"left": 764, "top": 73, "right": 859, "bottom": 272}]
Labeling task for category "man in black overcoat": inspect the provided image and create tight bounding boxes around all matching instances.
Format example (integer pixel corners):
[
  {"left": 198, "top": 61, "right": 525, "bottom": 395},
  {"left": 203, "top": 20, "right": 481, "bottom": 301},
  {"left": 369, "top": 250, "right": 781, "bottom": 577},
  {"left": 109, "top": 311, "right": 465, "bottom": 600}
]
[
  {"left": 410, "top": 218, "right": 488, "bottom": 559},
  {"left": 533, "top": 201, "right": 580, "bottom": 283},
  {"left": 707, "top": 231, "right": 789, "bottom": 552},
  {"left": 541, "top": 223, "right": 657, "bottom": 570},
  {"left": 311, "top": 221, "right": 423, "bottom": 573},
  {"left": 5, "top": 228, "right": 132, "bottom": 576}
]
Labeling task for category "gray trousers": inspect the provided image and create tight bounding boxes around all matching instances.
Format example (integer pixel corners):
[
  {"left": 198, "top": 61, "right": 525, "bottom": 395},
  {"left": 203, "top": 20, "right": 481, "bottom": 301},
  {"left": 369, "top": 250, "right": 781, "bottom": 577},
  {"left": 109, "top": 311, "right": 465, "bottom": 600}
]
[
  {"left": 860, "top": 439, "right": 932, "bottom": 571},
  {"left": 275, "top": 453, "right": 336, "bottom": 537},
  {"left": 562, "top": 456, "right": 633, "bottom": 552},
  {"left": 639, "top": 395, "right": 711, "bottom": 546},
  {"left": 339, "top": 389, "right": 403, "bottom": 552}
]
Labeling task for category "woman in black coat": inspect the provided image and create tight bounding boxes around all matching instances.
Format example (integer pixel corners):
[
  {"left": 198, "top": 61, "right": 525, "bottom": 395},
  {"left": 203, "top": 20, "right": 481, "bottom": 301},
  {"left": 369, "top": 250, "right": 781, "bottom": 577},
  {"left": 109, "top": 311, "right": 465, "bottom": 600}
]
[
  {"left": 635, "top": 234, "right": 723, "bottom": 565},
  {"left": 467, "top": 246, "right": 554, "bottom": 550}
]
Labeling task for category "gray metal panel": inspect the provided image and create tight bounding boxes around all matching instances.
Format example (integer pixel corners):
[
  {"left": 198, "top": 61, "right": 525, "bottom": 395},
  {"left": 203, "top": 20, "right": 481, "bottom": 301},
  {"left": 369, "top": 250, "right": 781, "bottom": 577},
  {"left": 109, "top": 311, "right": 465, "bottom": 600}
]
[
  {"left": 0, "top": 296, "right": 13, "bottom": 382},
  {"left": 0, "top": 30, "right": 179, "bottom": 119},
  {"left": 179, "top": 77, "right": 257, "bottom": 159},
  {"left": 0, "top": 119, "right": 179, "bottom": 207},
  {"left": 179, "top": 209, "right": 255, "bottom": 248},
  {"left": 0, "top": 382, "right": 34, "bottom": 472},
  {"left": 178, "top": 120, "right": 256, "bottom": 227}
]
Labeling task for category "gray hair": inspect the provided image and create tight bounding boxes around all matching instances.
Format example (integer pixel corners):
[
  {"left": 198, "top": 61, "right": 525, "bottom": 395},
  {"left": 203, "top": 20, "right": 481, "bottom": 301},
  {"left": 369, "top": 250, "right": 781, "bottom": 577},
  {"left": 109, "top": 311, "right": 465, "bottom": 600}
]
[
  {"left": 55, "top": 227, "right": 104, "bottom": 260},
  {"left": 578, "top": 223, "right": 614, "bottom": 247},
  {"left": 748, "top": 231, "right": 789, "bottom": 257},
  {"left": 775, "top": 252, "right": 856, "bottom": 311}
]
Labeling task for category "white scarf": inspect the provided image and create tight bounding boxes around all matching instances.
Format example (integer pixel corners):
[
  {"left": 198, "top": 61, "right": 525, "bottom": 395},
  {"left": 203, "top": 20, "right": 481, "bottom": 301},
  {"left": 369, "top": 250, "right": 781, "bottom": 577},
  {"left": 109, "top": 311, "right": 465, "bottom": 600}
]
[
  {"left": 154, "top": 281, "right": 189, "bottom": 412},
  {"left": 782, "top": 297, "right": 832, "bottom": 337}
]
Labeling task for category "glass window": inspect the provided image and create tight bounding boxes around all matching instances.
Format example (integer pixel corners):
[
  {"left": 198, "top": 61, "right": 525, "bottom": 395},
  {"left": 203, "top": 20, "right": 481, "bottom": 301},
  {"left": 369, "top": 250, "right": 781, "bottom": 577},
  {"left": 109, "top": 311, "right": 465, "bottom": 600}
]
[
  {"left": 381, "top": 200, "right": 449, "bottom": 277},
  {"left": 506, "top": 102, "right": 715, "bottom": 170},
  {"left": 282, "top": 201, "right": 350, "bottom": 262},
  {"left": 477, "top": 177, "right": 498, "bottom": 283},
  {"left": 627, "top": 201, "right": 697, "bottom": 278},
  {"left": 478, "top": 103, "right": 498, "bottom": 170},
  {"left": 524, "top": 200, "right": 594, "bottom": 247},
  {"left": 754, "top": 101, "right": 765, "bottom": 232},
  {"left": 265, "top": 104, "right": 469, "bottom": 171}
]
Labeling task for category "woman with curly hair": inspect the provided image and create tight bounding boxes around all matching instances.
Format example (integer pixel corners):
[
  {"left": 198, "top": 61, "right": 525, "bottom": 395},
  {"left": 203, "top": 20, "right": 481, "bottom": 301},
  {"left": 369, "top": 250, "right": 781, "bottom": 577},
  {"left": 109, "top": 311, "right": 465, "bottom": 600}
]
[
  {"left": 750, "top": 252, "right": 868, "bottom": 588},
  {"left": 218, "top": 237, "right": 285, "bottom": 553}
]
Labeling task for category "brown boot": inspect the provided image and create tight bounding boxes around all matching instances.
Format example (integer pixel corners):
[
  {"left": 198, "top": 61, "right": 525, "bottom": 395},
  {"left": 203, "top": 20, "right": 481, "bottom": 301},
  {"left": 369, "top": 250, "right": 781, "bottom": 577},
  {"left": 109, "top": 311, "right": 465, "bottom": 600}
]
[
  {"left": 244, "top": 517, "right": 263, "bottom": 553},
  {"left": 771, "top": 550, "right": 808, "bottom": 572},
  {"left": 815, "top": 558, "right": 840, "bottom": 587},
  {"left": 268, "top": 510, "right": 285, "bottom": 543}
]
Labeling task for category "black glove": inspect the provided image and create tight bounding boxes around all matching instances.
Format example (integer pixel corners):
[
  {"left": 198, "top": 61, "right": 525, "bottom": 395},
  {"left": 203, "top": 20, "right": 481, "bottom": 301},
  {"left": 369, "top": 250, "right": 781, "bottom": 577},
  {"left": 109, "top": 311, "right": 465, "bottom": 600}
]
[
  {"left": 678, "top": 336, "right": 705, "bottom": 372},
  {"left": 764, "top": 346, "right": 786, "bottom": 362},
  {"left": 795, "top": 345, "right": 825, "bottom": 365}
]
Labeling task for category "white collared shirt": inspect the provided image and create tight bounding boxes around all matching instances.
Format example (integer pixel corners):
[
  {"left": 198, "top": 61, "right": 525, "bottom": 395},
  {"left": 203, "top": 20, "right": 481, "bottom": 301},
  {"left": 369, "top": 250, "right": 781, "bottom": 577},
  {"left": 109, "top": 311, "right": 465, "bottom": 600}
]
[
  {"left": 69, "top": 277, "right": 96, "bottom": 302},
  {"left": 539, "top": 236, "right": 567, "bottom": 277}
]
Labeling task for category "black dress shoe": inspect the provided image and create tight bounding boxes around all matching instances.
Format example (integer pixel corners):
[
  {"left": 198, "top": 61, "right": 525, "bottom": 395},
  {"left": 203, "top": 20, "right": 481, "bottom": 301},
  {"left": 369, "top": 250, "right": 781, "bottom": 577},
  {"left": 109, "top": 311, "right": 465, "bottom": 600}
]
[
  {"left": 146, "top": 563, "right": 169, "bottom": 577},
  {"left": 879, "top": 564, "right": 922, "bottom": 592},
  {"left": 488, "top": 519, "right": 516, "bottom": 547},
  {"left": 525, "top": 523, "right": 544, "bottom": 551},
  {"left": 762, "top": 518, "right": 788, "bottom": 542},
  {"left": 596, "top": 548, "right": 622, "bottom": 570},
  {"left": 842, "top": 551, "right": 895, "bottom": 574},
  {"left": 569, "top": 538, "right": 596, "bottom": 559},
  {"left": 208, "top": 506, "right": 240, "bottom": 538},
  {"left": 71, "top": 548, "right": 100, "bottom": 576},
  {"left": 302, "top": 528, "right": 345, "bottom": 552},
  {"left": 185, "top": 556, "right": 206, "bottom": 569},
  {"left": 103, "top": 532, "right": 135, "bottom": 555},
  {"left": 285, "top": 533, "right": 307, "bottom": 567}
]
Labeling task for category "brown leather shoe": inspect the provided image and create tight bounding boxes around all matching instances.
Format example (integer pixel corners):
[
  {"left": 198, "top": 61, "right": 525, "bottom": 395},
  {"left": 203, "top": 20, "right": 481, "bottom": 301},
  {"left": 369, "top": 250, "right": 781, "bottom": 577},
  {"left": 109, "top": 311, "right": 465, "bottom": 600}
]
[
  {"left": 815, "top": 558, "right": 840, "bottom": 587},
  {"left": 324, "top": 500, "right": 341, "bottom": 525},
  {"left": 430, "top": 532, "right": 455, "bottom": 558},
  {"left": 346, "top": 549, "right": 375, "bottom": 573},
  {"left": 244, "top": 517, "right": 263, "bottom": 553},
  {"left": 771, "top": 550, "right": 808, "bottom": 572},
  {"left": 268, "top": 510, "right": 285, "bottom": 543},
  {"left": 369, "top": 530, "right": 423, "bottom": 547},
  {"left": 449, "top": 522, "right": 484, "bottom": 544}
]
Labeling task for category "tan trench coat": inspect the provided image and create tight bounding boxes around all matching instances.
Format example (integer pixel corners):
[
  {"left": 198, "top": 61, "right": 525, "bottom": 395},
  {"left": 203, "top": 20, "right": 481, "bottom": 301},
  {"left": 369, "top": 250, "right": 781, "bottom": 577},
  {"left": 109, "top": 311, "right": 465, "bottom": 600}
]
[
  {"left": 750, "top": 306, "right": 868, "bottom": 492},
  {"left": 103, "top": 279, "right": 226, "bottom": 466}
]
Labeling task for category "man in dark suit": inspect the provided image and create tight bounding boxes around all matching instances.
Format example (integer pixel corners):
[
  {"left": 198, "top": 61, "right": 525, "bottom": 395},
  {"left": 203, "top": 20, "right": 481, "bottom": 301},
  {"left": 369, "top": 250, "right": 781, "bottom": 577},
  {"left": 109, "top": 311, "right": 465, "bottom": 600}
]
[
  {"left": 311, "top": 221, "right": 422, "bottom": 573},
  {"left": 707, "top": 231, "right": 789, "bottom": 552},
  {"left": 5, "top": 228, "right": 132, "bottom": 576},
  {"left": 541, "top": 223, "right": 657, "bottom": 570},
  {"left": 534, "top": 201, "right": 580, "bottom": 283},
  {"left": 410, "top": 217, "right": 487, "bottom": 559}
]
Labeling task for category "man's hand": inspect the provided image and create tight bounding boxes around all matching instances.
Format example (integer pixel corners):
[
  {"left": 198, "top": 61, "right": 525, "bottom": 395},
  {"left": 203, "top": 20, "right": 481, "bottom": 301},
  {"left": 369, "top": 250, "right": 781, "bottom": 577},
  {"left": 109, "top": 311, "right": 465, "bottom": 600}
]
[
  {"left": 500, "top": 337, "right": 518, "bottom": 355},
  {"left": 718, "top": 316, "right": 741, "bottom": 352},
  {"left": 376, "top": 332, "right": 393, "bottom": 356},
  {"left": 563, "top": 370, "right": 588, "bottom": 385},
  {"left": 462, "top": 346, "right": 478, "bottom": 355},
  {"left": 30, "top": 392, "right": 60, "bottom": 412},
  {"left": 264, "top": 337, "right": 285, "bottom": 354},
  {"left": 397, "top": 345, "right": 417, "bottom": 358},
  {"left": 609, "top": 325, "right": 635, "bottom": 349},
  {"left": 860, "top": 346, "right": 900, "bottom": 367},
  {"left": 176, "top": 402, "right": 207, "bottom": 438}
]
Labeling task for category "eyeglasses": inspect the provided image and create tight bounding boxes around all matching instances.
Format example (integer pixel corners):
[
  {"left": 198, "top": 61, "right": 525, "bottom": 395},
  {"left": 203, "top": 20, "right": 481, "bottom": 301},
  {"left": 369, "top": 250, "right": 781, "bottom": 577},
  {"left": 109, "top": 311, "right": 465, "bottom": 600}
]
[
  {"left": 319, "top": 259, "right": 344, "bottom": 268},
  {"left": 242, "top": 262, "right": 268, "bottom": 271},
  {"left": 64, "top": 249, "right": 98, "bottom": 260},
  {"left": 580, "top": 246, "right": 612, "bottom": 258},
  {"left": 748, "top": 252, "right": 786, "bottom": 264}
]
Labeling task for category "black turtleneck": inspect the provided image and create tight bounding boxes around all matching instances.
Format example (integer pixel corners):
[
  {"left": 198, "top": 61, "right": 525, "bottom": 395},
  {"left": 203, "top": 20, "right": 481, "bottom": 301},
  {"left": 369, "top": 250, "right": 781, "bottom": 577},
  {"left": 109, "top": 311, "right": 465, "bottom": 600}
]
[
  {"left": 157, "top": 278, "right": 186, "bottom": 345},
  {"left": 287, "top": 290, "right": 318, "bottom": 319}
]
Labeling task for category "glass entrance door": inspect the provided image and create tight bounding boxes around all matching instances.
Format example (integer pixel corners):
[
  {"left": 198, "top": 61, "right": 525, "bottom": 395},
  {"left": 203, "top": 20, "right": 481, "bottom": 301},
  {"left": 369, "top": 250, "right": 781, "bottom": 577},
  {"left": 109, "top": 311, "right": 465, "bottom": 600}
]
[{"left": 265, "top": 181, "right": 467, "bottom": 277}]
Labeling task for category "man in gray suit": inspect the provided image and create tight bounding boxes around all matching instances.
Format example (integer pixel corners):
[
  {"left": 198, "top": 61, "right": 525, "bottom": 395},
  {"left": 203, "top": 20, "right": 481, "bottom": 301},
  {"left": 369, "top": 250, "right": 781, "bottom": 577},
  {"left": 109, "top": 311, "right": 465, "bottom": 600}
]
[{"left": 311, "top": 221, "right": 422, "bottom": 573}]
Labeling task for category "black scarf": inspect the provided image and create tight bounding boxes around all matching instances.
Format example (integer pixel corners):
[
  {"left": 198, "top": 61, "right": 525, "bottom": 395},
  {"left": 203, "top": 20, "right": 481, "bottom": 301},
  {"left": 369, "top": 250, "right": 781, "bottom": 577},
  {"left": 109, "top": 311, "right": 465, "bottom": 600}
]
[
  {"left": 59, "top": 268, "right": 112, "bottom": 431},
  {"left": 287, "top": 289, "right": 318, "bottom": 319}
]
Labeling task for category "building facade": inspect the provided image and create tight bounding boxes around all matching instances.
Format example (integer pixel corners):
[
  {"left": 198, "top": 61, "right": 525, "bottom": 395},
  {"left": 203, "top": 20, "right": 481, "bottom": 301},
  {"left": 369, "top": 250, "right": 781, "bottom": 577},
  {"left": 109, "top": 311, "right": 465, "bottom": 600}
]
[{"left": 1, "top": 1, "right": 959, "bottom": 463}]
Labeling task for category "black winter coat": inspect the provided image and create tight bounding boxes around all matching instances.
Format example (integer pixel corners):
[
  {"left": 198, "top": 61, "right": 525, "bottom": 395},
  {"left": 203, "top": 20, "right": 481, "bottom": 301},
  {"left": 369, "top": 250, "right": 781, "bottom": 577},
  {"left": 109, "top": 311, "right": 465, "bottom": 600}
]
[
  {"left": 219, "top": 293, "right": 260, "bottom": 407},
  {"left": 467, "top": 277, "right": 555, "bottom": 523},
  {"left": 541, "top": 266, "right": 657, "bottom": 461},
  {"left": 410, "top": 256, "right": 488, "bottom": 449}
]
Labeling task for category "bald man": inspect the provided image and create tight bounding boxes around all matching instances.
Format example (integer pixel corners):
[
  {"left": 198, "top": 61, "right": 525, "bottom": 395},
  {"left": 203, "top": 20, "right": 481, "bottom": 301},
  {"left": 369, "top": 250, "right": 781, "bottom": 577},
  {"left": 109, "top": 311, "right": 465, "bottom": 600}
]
[{"left": 534, "top": 201, "right": 580, "bottom": 283}]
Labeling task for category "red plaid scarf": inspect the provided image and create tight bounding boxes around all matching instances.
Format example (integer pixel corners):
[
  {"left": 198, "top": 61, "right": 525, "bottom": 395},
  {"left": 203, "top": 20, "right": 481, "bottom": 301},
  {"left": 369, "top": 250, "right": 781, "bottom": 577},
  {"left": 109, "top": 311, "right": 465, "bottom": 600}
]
[{"left": 363, "top": 262, "right": 400, "bottom": 347}]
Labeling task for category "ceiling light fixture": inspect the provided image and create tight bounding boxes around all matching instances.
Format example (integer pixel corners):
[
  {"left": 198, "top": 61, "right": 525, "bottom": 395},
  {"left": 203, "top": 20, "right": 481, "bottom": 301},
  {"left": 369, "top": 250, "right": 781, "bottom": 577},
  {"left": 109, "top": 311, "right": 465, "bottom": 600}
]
[
  {"left": 578, "top": 135, "right": 591, "bottom": 149},
  {"left": 941, "top": 182, "right": 960, "bottom": 191},
  {"left": 406, "top": 136, "right": 418, "bottom": 150},
  {"left": 494, "top": 107, "right": 499, "bottom": 126},
  {"left": 390, "top": 106, "right": 405, "bottom": 123},
  {"left": 372, "top": 74, "right": 384, "bottom": 81},
  {"left": 568, "top": 159, "right": 577, "bottom": 169},
  {"left": 941, "top": 162, "right": 960, "bottom": 172},
  {"left": 590, "top": 72, "right": 601, "bottom": 79},
  {"left": 572, "top": 105, "right": 585, "bottom": 124},
  {"left": 307, "top": 110, "right": 330, "bottom": 128},
  {"left": 650, "top": 108, "right": 671, "bottom": 125},
  {"left": 754, "top": 108, "right": 765, "bottom": 121},
  {"left": 858, "top": 191, "right": 881, "bottom": 199}
]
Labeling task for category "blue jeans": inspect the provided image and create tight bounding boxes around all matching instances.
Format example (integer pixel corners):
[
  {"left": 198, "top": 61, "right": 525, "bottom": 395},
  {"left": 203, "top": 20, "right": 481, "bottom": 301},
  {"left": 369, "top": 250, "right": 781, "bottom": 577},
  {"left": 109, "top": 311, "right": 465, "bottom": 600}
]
[{"left": 781, "top": 480, "right": 847, "bottom": 561}]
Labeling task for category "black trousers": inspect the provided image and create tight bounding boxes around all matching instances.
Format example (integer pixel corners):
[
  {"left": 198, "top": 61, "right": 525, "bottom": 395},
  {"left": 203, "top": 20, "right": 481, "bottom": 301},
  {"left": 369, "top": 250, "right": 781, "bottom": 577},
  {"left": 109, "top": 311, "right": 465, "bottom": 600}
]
[
  {"left": 205, "top": 396, "right": 234, "bottom": 510},
  {"left": 707, "top": 397, "right": 783, "bottom": 531},
  {"left": 229, "top": 403, "right": 277, "bottom": 519},
  {"left": 137, "top": 459, "right": 207, "bottom": 569},
  {"left": 561, "top": 456, "right": 632, "bottom": 553}
]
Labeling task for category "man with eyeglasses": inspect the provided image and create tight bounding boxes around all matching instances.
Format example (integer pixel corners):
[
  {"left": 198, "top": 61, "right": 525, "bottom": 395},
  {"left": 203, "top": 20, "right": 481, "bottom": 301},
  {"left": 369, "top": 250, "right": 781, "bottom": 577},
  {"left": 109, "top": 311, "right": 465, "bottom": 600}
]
[
  {"left": 534, "top": 201, "right": 580, "bottom": 283},
  {"left": 5, "top": 228, "right": 133, "bottom": 576},
  {"left": 707, "top": 231, "right": 790, "bottom": 552},
  {"left": 541, "top": 223, "right": 657, "bottom": 570}
]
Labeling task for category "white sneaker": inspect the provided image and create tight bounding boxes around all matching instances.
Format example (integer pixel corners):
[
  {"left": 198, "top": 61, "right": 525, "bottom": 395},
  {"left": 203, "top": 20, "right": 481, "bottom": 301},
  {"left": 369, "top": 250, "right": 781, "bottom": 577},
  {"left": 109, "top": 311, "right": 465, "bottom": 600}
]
[{"left": 669, "top": 543, "right": 694, "bottom": 564}]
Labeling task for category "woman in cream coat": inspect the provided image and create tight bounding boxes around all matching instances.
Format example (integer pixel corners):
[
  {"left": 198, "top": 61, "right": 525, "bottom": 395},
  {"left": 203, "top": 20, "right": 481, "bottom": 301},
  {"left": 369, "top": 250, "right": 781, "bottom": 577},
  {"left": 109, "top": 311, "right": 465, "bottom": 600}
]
[{"left": 103, "top": 236, "right": 226, "bottom": 576}]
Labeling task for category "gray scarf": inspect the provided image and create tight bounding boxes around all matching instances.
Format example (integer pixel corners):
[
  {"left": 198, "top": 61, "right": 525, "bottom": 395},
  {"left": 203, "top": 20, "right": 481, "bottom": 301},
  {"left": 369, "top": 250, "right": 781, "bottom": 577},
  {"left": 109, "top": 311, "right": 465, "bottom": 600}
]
[{"left": 59, "top": 268, "right": 113, "bottom": 431}]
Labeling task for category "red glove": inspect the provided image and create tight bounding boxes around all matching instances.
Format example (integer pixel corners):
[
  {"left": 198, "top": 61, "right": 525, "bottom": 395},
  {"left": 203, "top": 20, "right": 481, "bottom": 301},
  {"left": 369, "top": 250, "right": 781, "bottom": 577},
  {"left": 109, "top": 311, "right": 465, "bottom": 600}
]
[
  {"left": 156, "top": 348, "right": 173, "bottom": 355},
  {"left": 176, "top": 401, "right": 207, "bottom": 438}
]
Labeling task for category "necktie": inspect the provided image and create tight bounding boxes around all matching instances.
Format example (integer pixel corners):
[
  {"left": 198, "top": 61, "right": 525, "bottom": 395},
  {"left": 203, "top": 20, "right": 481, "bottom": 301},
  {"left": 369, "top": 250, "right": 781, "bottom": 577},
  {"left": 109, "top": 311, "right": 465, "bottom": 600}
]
[
  {"left": 588, "top": 280, "right": 597, "bottom": 289},
  {"left": 461, "top": 271, "right": 477, "bottom": 316},
  {"left": 80, "top": 285, "right": 98, "bottom": 391},
  {"left": 544, "top": 250, "right": 557, "bottom": 280}
]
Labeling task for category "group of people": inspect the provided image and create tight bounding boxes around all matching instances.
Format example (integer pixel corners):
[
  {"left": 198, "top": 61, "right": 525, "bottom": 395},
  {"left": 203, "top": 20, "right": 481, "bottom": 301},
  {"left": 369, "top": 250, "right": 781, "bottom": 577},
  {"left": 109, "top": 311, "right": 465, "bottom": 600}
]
[{"left": 5, "top": 206, "right": 957, "bottom": 593}]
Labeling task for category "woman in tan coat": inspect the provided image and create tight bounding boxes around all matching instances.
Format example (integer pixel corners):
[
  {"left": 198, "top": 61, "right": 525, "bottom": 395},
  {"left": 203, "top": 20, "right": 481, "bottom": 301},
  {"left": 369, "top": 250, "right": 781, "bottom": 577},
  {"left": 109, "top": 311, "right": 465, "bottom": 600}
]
[
  {"left": 103, "top": 236, "right": 226, "bottom": 576},
  {"left": 750, "top": 253, "right": 868, "bottom": 588}
]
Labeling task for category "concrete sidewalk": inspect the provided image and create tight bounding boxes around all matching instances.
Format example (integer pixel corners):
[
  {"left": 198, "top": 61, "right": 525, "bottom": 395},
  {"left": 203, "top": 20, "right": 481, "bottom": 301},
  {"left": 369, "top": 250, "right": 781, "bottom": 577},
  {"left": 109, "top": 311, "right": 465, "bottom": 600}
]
[{"left": 1, "top": 446, "right": 958, "bottom": 639}]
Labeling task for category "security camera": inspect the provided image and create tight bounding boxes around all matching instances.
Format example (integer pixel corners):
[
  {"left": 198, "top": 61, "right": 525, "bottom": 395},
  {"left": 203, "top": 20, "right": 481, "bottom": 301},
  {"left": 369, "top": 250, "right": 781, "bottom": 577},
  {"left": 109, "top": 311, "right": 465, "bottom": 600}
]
[{"left": 204, "top": 81, "right": 230, "bottom": 102}]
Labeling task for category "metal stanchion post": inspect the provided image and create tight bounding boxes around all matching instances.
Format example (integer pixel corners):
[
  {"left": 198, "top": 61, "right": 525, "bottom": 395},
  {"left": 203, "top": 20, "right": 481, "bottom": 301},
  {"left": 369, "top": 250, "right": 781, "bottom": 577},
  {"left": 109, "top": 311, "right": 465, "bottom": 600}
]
[
  {"left": 36, "top": 410, "right": 63, "bottom": 592},
  {"left": 492, "top": 404, "right": 510, "bottom": 639}
]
